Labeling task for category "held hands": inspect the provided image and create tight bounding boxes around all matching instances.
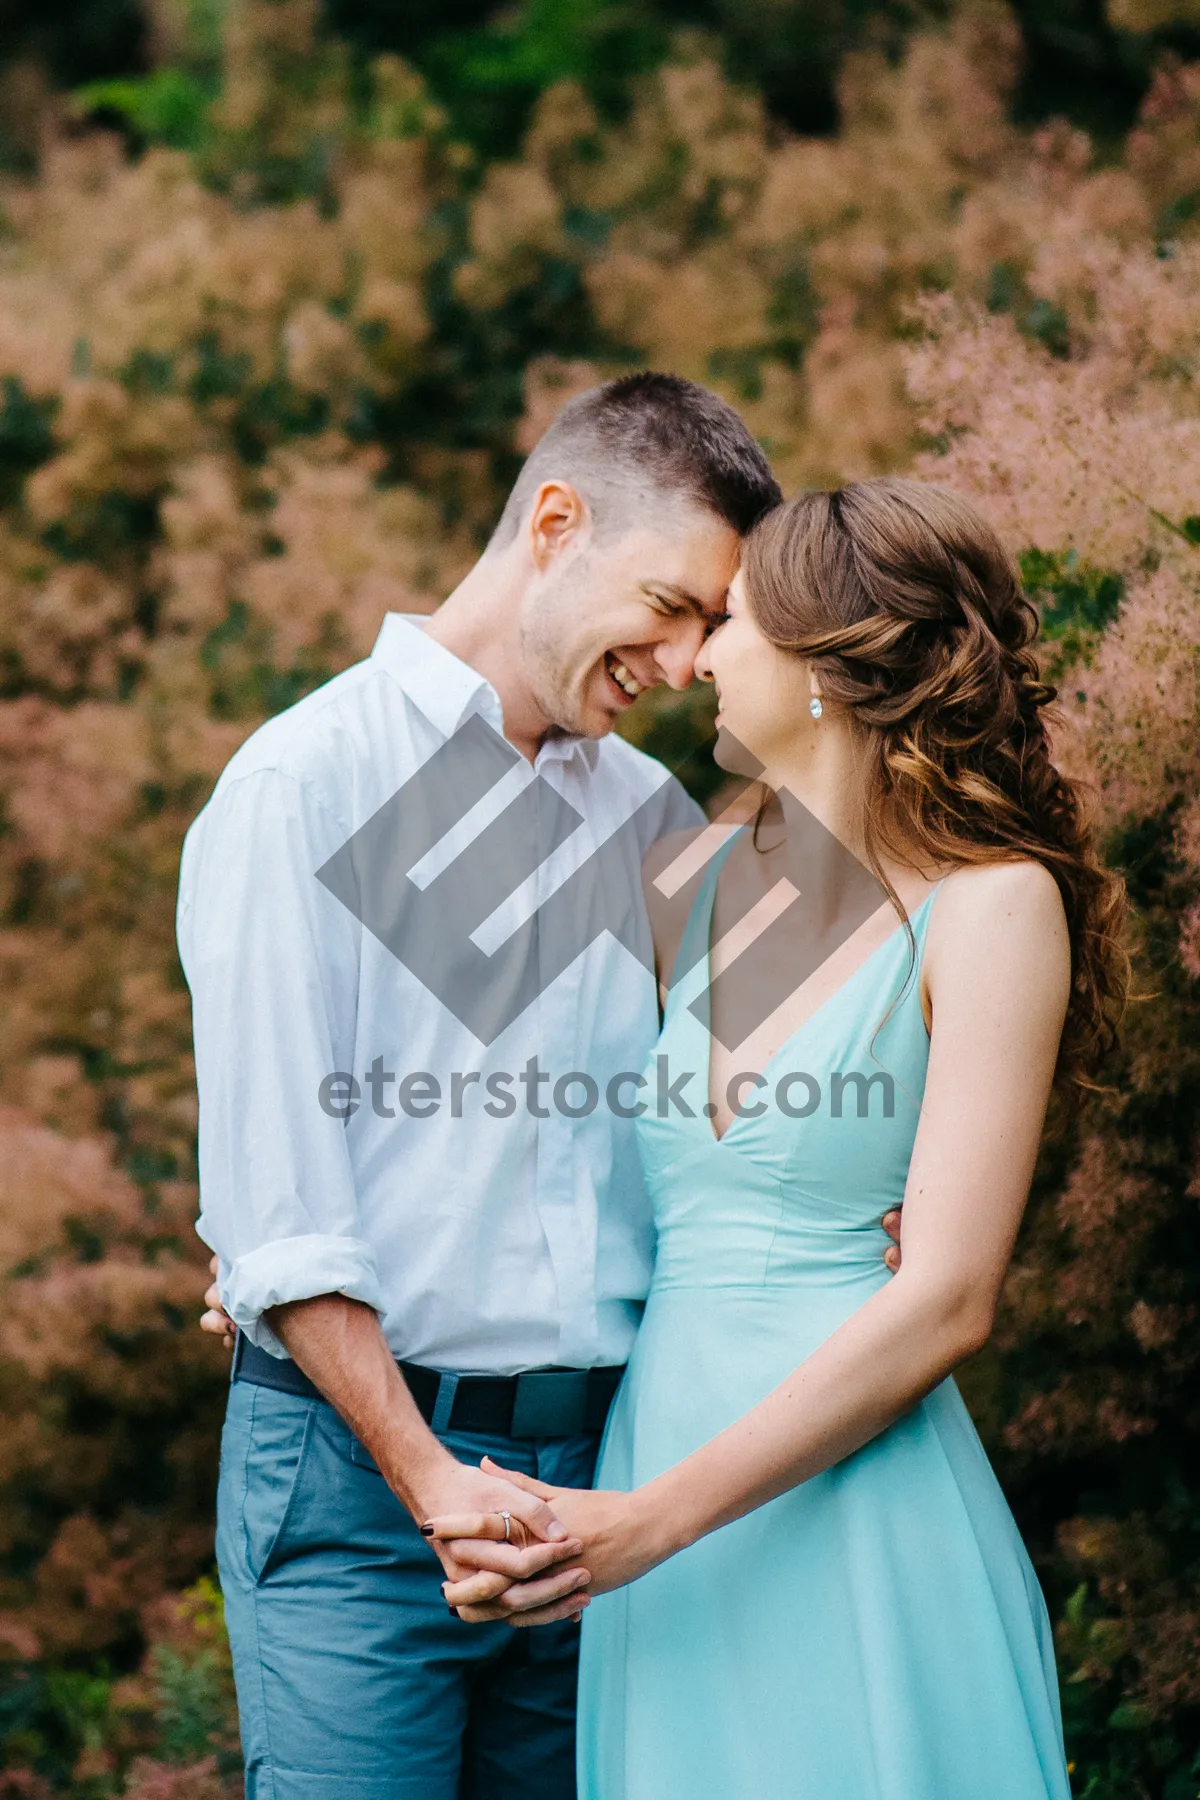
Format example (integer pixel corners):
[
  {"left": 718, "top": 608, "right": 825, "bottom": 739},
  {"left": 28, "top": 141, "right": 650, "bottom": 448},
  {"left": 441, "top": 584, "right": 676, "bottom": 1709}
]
[
  {"left": 425, "top": 1457, "right": 656, "bottom": 1626},
  {"left": 425, "top": 1220, "right": 907, "bottom": 1627},
  {"left": 199, "top": 1215, "right": 904, "bottom": 1625},
  {"left": 413, "top": 1458, "right": 594, "bottom": 1620}
]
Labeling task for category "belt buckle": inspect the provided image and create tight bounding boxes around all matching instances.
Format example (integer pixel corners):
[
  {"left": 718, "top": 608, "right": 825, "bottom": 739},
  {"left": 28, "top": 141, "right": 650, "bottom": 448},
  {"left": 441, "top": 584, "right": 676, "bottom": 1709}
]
[{"left": 510, "top": 1370, "right": 589, "bottom": 1438}]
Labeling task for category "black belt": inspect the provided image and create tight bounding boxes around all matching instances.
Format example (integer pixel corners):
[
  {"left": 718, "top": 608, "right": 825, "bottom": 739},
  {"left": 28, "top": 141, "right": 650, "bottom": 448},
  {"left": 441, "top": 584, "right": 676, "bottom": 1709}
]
[{"left": 232, "top": 1335, "right": 623, "bottom": 1439}]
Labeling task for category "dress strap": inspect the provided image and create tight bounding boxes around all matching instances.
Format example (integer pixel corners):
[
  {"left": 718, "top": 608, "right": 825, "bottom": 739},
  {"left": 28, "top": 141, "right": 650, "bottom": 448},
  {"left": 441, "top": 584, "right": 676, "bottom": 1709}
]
[
  {"left": 911, "top": 878, "right": 945, "bottom": 946},
  {"left": 877, "top": 878, "right": 944, "bottom": 1026}
]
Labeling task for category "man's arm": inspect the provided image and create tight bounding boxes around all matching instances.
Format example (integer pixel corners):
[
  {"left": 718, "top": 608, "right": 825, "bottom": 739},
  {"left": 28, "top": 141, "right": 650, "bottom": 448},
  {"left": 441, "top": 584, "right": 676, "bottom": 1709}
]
[
  {"left": 267, "top": 1296, "right": 594, "bottom": 1616},
  {"left": 180, "top": 770, "right": 588, "bottom": 1614},
  {"left": 201, "top": 1272, "right": 595, "bottom": 1613}
]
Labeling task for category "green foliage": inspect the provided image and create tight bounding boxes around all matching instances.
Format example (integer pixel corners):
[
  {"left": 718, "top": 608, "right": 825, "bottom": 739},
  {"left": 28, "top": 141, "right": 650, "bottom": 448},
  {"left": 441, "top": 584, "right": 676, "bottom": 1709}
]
[
  {"left": 0, "top": 1578, "right": 241, "bottom": 1792},
  {"left": 987, "top": 262, "right": 1073, "bottom": 359},
  {"left": 1054, "top": 1580, "right": 1196, "bottom": 1800},
  {"left": 0, "top": 1663, "right": 114, "bottom": 1792},
  {"left": 420, "top": 0, "right": 670, "bottom": 158},
  {"left": 144, "top": 1579, "right": 238, "bottom": 1771},
  {"left": 329, "top": 0, "right": 905, "bottom": 141},
  {"left": 148, "top": 1649, "right": 228, "bottom": 1768},
  {"left": 26, "top": 0, "right": 1200, "bottom": 174},
  {"left": 328, "top": 0, "right": 1200, "bottom": 144},
  {"left": 0, "top": 378, "right": 57, "bottom": 511},
  {"left": 1019, "top": 549, "right": 1125, "bottom": 678},
  {"left": 7, "top": 3, "right": 1200, "bottom": 1796},
  {"left": 73, "top": 70, "right": 218, "bottom": 152},
  {"left": 200, "top": 599, "right": 338, "bottom": 721}
]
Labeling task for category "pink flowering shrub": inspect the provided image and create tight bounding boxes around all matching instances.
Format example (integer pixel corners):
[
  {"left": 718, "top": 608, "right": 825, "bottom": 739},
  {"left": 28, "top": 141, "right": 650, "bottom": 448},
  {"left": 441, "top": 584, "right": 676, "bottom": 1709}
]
[
  {"left": 1, "top": 0, "right": 1200, "bottom": 1790},
  {"left": 909, "top": 225, "right": 1200, "bottom": 1786}
]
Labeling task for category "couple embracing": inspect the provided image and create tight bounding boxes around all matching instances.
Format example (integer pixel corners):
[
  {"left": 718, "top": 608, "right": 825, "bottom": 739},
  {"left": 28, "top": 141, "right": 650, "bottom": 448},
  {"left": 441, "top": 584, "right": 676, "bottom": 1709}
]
[{"left": 180, "top": 374, "right": 1125, "bottom": 1799}]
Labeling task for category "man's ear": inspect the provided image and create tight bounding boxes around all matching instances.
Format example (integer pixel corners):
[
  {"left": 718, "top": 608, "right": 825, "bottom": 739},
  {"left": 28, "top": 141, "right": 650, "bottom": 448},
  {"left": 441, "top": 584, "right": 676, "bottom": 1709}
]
[{"left": 527, "top": 480, "right": 589, "bottom": 573}]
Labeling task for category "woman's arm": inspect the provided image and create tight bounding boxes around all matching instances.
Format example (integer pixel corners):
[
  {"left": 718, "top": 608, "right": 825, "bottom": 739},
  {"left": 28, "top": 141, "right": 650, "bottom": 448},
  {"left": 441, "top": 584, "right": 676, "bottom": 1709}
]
[{"left": 437, "top": 858, "right": 1070, "bottom": 1613}]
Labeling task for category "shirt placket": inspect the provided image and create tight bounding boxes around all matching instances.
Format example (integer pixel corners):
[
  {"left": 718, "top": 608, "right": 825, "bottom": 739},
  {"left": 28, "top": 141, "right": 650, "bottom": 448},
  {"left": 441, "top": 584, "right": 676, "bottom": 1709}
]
[{"left": 531, "top": 755, "right": 597, "bottom": 1369}]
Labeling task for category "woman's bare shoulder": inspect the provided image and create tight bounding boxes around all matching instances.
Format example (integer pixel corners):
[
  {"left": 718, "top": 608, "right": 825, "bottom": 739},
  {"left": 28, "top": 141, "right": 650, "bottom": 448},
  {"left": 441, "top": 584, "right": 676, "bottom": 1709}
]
[
  {"left": 927, "top": 858, "right": 1070, "bottom": 1006},
  {"left": 933, "top": 857, "right": 1065, "bottom": 924}
]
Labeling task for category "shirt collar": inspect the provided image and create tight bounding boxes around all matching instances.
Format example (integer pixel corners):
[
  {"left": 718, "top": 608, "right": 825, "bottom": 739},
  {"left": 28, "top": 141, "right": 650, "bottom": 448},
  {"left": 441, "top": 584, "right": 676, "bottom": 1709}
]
[
  {"left": 372, "top": 612, "right": 503, "bottom": 739},
  {"left": 538, "top": 729, "right": 599, "bottom": 771},
  {"left": 371, "top": 612, "right": 599, "bottom": 769}
]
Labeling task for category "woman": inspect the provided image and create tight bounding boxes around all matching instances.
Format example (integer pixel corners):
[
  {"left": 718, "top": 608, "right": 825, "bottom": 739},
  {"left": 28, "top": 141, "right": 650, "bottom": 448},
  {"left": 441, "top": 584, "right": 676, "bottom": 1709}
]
[{"left": 430, "top": 478, "right": 1127, "bottom": 1799}]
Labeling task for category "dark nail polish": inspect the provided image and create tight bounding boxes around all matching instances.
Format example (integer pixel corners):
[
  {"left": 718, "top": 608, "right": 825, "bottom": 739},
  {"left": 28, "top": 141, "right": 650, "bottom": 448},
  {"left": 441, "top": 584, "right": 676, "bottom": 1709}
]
[{"left": 419, "top": 1524, "right": 434, "bottom": 1536}]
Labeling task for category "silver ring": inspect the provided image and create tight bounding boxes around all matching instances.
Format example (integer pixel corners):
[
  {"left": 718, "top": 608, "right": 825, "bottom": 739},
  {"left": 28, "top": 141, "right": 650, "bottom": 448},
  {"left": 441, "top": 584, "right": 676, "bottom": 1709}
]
[{"left": 499, "top": 1510, "right": 512, "bottom": 1542}]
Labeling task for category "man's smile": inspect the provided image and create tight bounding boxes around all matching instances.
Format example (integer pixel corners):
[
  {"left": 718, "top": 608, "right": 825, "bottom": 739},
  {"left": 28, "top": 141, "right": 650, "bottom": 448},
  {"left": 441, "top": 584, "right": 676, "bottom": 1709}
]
[{"left": 603, "top": 651, "right": 648, "bottom": 703}]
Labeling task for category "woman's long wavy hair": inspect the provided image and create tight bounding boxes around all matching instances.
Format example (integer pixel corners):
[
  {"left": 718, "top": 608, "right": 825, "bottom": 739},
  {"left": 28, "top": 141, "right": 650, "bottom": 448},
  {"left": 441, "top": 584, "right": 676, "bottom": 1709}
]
[{"left": 741, "top": 476, "right": 1128, "bottom": 1091}]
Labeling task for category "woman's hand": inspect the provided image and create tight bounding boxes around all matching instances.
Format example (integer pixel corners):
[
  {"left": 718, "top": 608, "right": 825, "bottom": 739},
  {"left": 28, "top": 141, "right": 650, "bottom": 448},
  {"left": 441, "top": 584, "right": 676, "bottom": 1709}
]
[
  {"left": 425, "top": 1457, "right": 669, "bottom": 1625},
  {"left": 202, "top": 1255, "right": 236, "bottom": 1349}
]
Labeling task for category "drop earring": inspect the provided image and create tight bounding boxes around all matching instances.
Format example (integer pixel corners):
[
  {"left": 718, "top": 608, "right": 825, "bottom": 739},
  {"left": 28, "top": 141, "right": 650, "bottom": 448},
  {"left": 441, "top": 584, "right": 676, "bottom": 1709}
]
[{"left": 809, "top": 696, "right": 823, "bottom": 719}]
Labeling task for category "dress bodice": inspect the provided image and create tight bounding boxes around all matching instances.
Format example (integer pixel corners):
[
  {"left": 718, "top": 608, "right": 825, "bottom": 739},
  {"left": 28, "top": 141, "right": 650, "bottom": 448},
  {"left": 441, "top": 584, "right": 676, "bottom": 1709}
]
[{"left": 636, "top": 831, "right": 938, "bottom": 1293}]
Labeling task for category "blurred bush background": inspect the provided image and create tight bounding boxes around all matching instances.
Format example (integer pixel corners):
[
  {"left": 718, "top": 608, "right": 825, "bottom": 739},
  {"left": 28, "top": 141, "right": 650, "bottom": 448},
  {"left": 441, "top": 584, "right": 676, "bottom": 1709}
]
[{"left": 4, "top": 1, "right": 1200, "bottom": 1794}]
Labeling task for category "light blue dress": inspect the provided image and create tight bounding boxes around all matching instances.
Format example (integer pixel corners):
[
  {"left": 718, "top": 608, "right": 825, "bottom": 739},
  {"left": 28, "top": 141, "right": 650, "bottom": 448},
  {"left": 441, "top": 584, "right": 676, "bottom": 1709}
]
[{"left": 578, "top": 837, "right": 1071, "bottom": 1800}]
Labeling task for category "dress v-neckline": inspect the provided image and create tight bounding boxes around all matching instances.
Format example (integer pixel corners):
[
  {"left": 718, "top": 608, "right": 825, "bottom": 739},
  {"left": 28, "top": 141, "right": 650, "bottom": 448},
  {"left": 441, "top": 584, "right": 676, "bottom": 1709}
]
[{"left": 695, "top": 874, "right": 940, "bottom": 1148}]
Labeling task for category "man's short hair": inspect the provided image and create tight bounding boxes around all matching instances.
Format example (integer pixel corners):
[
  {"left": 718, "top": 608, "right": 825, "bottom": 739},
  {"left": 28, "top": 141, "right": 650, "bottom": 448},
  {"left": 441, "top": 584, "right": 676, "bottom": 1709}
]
[{"left": 488, "top": 371, "right": 782, "bottom": 549}]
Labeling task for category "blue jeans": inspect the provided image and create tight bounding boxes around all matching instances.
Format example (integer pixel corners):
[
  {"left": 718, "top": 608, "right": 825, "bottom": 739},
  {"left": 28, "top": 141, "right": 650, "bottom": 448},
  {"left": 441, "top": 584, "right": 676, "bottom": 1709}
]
[{"left": 216, "top": 1380, "right": 600, "bottom": 1800}]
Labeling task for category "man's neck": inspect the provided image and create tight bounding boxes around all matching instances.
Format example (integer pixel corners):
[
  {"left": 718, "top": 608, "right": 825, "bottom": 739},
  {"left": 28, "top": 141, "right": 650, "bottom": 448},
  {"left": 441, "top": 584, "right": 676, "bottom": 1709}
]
[{"left": 422, "top": 558, "right": 552, "bottom": 763}]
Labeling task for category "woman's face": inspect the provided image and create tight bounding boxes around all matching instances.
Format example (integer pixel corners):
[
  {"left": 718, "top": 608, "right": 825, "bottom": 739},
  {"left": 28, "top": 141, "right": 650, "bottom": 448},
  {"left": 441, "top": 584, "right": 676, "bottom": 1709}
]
[{"left": 696, "top": 569, "right": 817, "bottom": 778}]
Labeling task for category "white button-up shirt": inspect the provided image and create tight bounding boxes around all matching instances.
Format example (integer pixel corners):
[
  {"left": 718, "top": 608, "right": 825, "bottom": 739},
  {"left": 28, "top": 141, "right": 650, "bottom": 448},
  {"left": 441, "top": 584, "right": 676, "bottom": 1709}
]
[{"left": 177, "top": 613, "right": 701, "bottom": 1372}]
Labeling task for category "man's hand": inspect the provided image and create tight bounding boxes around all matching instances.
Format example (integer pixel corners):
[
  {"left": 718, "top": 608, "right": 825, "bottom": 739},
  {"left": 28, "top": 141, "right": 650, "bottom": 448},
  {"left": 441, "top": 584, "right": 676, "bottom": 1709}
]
[
  {"left": 882, "top": 1207, "right": 902, "bottom": 1274},
  {"left": 202, "top": 1255, "right": 236, "bottom": 1349}
]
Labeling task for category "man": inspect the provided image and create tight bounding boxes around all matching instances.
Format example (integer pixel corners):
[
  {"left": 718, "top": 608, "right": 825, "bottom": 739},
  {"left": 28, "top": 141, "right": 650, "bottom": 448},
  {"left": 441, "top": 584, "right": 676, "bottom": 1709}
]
[{"left": 180, "top": 373, "right": 902, "bottom": 1800}]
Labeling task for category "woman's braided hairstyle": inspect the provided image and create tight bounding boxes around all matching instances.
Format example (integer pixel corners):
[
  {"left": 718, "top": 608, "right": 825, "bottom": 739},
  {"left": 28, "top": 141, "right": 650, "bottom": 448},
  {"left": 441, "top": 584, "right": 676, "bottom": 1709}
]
[{"left": 741, "top": 476, "right": 1127, "bottom": 1089}]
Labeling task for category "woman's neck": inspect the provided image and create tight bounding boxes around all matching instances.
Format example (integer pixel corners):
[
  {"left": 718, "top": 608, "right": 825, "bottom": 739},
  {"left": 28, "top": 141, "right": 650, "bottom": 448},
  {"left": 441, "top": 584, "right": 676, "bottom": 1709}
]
[
  {"left": 754, "top": 744, "right": 934, "bottom": 912},
  {"left": 760, "top": 728, "right": 869, "bottom": 862}
]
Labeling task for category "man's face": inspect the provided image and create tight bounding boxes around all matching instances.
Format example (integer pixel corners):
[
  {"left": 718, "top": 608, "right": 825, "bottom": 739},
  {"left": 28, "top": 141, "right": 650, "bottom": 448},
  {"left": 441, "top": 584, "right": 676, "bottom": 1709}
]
[{"left": 518, "top": 502, "right": 742, "bottom": 739}]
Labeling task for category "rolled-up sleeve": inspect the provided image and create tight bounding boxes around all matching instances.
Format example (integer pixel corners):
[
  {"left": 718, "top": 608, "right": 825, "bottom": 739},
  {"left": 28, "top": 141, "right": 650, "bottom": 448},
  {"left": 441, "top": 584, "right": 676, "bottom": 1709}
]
[{"left": 177, "top": 767, "right": 380, "bottom": 1355}]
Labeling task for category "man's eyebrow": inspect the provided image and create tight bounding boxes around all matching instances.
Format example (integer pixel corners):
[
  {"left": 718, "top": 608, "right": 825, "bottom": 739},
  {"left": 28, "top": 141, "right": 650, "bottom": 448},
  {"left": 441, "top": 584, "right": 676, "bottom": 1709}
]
[{"left": 640, "top": 580, "right": 729, "bottom": 620}]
